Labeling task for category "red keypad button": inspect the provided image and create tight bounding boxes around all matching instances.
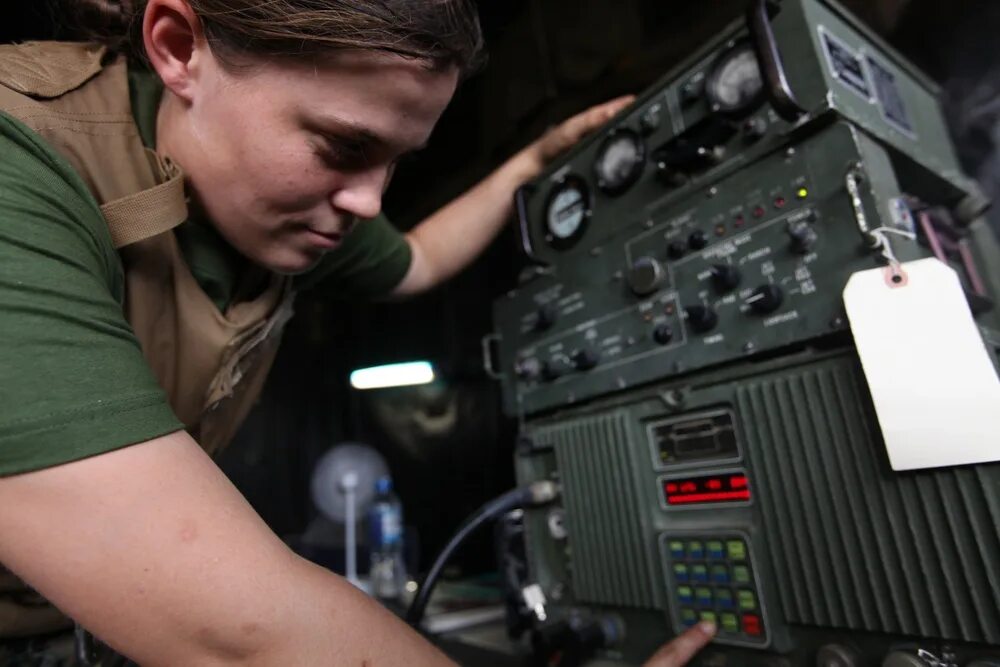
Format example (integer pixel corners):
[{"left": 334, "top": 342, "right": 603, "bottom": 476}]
[{"left": 742, "top": 613, "right": 762, "bottom": 636}]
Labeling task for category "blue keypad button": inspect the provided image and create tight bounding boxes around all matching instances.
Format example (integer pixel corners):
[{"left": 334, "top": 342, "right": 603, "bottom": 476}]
[
  {"left": 711, "top": 564, "right": 730, "bottom": 584},
  {"left": 677, "top": 586, "right": 693, "bottom": 604},
  {"left": 715, "top": 588, "right": 734, "bottom": 609},
  {"left": 688, "top": 541, "right": 704, "bottom": 559},
  {"left": 680, "top": 608, "right": 698, "bottom": 627},
  {"left": 673, "top": 563, "right": 689, "bottom": 583},
  {"left": 669, "top": 540, "right": 685, "bottom": 559},
  {"left": 707, "top": 540, "right": 725, "bottom": 559},
  {"left": 695, "top": 587, "right": 713, "bottom": 606},
  {"left": 691, "top": 564, "right": 708, "bottom": 583}
]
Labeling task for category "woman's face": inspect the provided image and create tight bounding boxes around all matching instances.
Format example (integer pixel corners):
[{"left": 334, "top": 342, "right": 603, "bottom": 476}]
[{"left": 165, "top": 49, "right": 458, "bottom": 274}]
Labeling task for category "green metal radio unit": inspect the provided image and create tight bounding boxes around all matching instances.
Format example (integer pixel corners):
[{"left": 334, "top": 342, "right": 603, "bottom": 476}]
[{"left": 488, "top": 1, "right": 1000, "bottom": 665}]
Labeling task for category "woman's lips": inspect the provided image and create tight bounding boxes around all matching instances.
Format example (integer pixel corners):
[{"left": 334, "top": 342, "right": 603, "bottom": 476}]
[{"left": 303, "top": 228, "right": 343, "bottom": 249}]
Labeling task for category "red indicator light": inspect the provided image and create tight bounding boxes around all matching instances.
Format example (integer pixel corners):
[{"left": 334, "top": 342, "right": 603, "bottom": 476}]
[
  {"left": 742, "top": 613, "right": 762, "bottom": 636},
  {"left": 663, "top": 473, "right": 752, "bottom": 506},
  {"left": 666, "top": 490, "right": 751, "bottom": 504},
  {"left": 752, "top": 206, "right": 765, "bottom": 219},
  {"left": 774, "top": 196, "right": 786, "bottom": 209},
  {"left": 734, "top": 215, "right": 745, "bottom": 227}
]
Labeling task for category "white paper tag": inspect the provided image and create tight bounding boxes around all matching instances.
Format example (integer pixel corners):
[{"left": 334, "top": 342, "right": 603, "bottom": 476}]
[{"left": 843, "top": 257, "right": 1000, "bottom": 471}]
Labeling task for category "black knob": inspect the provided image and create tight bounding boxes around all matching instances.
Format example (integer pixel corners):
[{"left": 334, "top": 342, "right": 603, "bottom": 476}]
[
  {"left": 685, "top": 305, "right": 718, "bottom": 333},
  {"left": 667, "top": 239, "right": 687, "bottom": 259},
  {"left": 688, "top": 230, "right": 709, "bottom": 250},
  {"left": 640, "top": 107, "right": 661, "bottom": 135},
  {"left": 572, "top": 348, "right": 600, "bottom": 371},
  {"left": 653, "top": 324, "right": 674, "bottom": 345},
  {"left": 711, "top": 264, "right": 742, "bottom": 292},
  {"left": 627, "top": 256, "right": 665, "bottom": 296},
  {"left": 748, "top": 284, "right": 784, "bottom": 314},
  {"left": 514, "top": 357, "right": 542, "bottom": 381},
  {"left": 535, "top": 303, "right": 557, "bottom": 331},
  {"left": 656, "top": 162, "right": 688, "bottom": 188},
  {"left": 680, "top": 78, "right": 703, "bottom": 106},
  {"left": 541, "top": 357, "right": 573, "bottom": 382},
  {"left": 742, "top": 117, "right": 767, "bottom": 142},
  {"left": 787, "top": 220, "right": 818, "bottom": 254}
]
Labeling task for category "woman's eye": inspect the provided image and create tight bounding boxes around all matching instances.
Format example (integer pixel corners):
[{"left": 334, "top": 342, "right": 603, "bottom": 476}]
[{"left": 316, "top": 137, "right": 367, "bottom": 169}]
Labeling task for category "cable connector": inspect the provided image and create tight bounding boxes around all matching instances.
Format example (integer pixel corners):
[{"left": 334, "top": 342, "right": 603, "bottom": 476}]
[
  {"left": 521, "top": 583, "right": 548, "bottom": 622},
  {"left": 527, "top": 480, "right": 560, "bottom": 505}
]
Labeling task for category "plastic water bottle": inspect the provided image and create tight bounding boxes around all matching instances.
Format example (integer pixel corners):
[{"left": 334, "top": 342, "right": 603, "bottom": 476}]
[{"left": 368, "top": 476, "right": 406, "bottom": 601}]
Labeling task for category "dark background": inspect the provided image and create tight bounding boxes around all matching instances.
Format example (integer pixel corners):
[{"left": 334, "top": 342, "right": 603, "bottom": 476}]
[{"left": 6, "top": 0, "right": 1000, "bottom": 576}]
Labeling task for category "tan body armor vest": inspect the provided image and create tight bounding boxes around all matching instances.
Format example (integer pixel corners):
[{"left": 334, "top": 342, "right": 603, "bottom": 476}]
[{"left": 0, "top": 42, "right": 295, "bottom": 637}]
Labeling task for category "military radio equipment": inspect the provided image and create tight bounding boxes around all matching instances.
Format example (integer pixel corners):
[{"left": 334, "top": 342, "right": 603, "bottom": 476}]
[{"left": 487, "top": 1, "right": 1000, "bottom": 665}]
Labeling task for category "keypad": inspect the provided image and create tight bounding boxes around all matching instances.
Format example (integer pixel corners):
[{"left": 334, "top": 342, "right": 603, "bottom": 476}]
[{"left": 662, "top": 533, "right": 767, "bottom": 645}]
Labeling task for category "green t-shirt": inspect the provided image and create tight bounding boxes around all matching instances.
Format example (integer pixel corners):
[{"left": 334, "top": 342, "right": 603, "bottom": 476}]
[{"left": 0, "top": 72, "right": 412, "bottom": 476}]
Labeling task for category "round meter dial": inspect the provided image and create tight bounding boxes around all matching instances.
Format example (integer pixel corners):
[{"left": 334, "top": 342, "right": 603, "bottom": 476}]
[
  {"left": 594, "top": 128, "right": 645, "bottom": 195},
  {"left": 705, "top": 43, "right": 764, "bottom": 115},
  {"left": 544, "top": 176, "right": 590, "bottom": 249}
]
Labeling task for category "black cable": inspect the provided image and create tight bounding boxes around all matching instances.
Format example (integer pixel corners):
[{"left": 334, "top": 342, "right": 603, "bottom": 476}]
[{"left": 405, "top": 482, "right": 556, "bottom": 627}]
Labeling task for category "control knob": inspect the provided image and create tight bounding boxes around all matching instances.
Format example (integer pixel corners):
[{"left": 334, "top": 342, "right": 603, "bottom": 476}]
[
  {"left": 572, "top": 348, "right": 600, "bottom": 371},
  {"left": 711, "top": 264, "right": 742, "bottom": 292},
  {"left": 747, "top": 284, "right": 784, "bottom": 315},
  {"left": 685, "top": 305, "right": 718, "bottom": 333},
  {"left": 627, "top": 256, "right": 666, "bottom": 296},
  {"left": 541, "top": 357, "right": 574, "bottom": 382},
  {"left": 535, "top": 303, "right": 558, "bottom": 331},
  {"left": 514, "top": 357, "right": 542, "bottom": 382},
  {"left": 787, "top": 219, "right": 818, "bottom": 254},
  {"left": 639, "top": 106, "right": 661, "bottom": 135},
  {"left": 652, "top": 324, "right": 674, "bottom": 345},
  {"left": 666, "top": 239, "right": 687, "bottom": 259},
  {"left": 688, "top": 230, "right": 709, "bottom": 250},
  {"left": 743, "top": 116, "right": 767, "bottom": 142}
]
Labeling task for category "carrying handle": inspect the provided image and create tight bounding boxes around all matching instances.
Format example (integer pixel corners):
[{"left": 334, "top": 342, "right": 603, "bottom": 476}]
[
  {"left": 747, "top": 0, "right": 806, "bottom": 122},
  {"left": 515, "top": 184, "right": 548, "bottom": 266},
  {"left": 481, "top": 333, "right": 504, "bottom": 380}
]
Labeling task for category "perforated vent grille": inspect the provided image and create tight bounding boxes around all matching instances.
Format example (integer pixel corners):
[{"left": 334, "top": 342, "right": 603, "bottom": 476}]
[
  {"left": 534, "top": 412, "right": 661, "bottom": 609},
  {"left": 737, "top": 359, "right": 1000, "bottom": 643}
]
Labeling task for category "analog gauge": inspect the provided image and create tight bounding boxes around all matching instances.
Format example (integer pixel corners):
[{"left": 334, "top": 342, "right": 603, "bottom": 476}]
[
  {"left": 594, "top": 128, "right": 646, "bottom": 195},
  {"left": 705, "top": 42, "right": 764, "bottom": 115},
  {"left": 544, "top": 175, "right": 590, "bottom": 249}
]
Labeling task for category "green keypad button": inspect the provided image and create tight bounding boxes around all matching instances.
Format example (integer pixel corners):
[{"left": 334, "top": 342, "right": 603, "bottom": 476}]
[
  {"left": 669, "top": 540, "right": 685, "bottom": 558},
  {"left": 738, "top": 589, "right": 757, "bottom": 611},
  {"left": 680, "top": 608, "right": 697, "bottom": 626},
  {"left": 691, "top": 564, "right": 709, "bottom": 583},
  {"left": 707, "top": 540, "right": 725, "bottom": 559},
  {"left": 711, "top": 564, "right": 730, "bottom": 584},
  {"left": 700, "top": 610, "right": 717, "bottom": 625},
  {"left": 695, "top": 587, "right": 713, "bottom": 606},
  {"left": 720, "top": 612, "right": 739, "bottom": 633},
  {"left": 688, "top": 541, "right": 704, "bottom": 558},
  {"left": 733, "top": 564, "right": 751, "bottom": 583},
  {"left": 673, "top": 563, "right": 689, "bottom": 582},
  {"left": 726, "top": 540, "right": 746, "bottom": 560},
  {"left": 677, "top": 586, "right": 693, "bottom": 604}
]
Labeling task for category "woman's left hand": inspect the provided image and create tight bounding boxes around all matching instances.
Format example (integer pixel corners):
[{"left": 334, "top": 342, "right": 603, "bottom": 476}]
[{"left": 526, "top": 94, "right": 636, "bottom": 169}]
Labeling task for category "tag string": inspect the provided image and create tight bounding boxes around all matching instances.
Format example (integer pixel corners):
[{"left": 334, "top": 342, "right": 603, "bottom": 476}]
[{"left": 868, "top": 226, "right": 915, "bottom": 286}]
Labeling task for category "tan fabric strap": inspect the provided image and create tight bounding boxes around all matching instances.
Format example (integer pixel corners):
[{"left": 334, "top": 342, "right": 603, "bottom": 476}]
[{"left": 100, "top": 151, "right": 187, "bottom": 248}]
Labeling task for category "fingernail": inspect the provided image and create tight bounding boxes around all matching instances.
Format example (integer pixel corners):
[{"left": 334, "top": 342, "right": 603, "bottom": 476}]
[{"left": 698, "top": 620, "right": 717, "bottom": 635}]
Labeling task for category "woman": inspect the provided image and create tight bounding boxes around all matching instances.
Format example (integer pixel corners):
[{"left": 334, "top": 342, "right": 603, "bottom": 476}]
[{"left": 0, "top": 0, "right": 714, "bottom": 663}]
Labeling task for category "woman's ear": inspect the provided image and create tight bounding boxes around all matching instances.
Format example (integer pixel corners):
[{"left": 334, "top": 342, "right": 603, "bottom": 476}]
[{"left": 142, "top": 0, "right": 208, "bottom": 102}]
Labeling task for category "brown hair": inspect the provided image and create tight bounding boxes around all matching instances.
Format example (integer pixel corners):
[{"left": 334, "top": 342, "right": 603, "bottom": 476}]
[{"left": 56, "top": 0, "right": 485, "bottom": 78}]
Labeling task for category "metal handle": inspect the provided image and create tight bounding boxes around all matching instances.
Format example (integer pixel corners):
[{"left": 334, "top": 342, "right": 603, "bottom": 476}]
[
  {"left": 481, "top": 333, "right": 503, "bottom": 380},
  {"left": 747, "top": 0, "right": 805, "bottom": 122}
]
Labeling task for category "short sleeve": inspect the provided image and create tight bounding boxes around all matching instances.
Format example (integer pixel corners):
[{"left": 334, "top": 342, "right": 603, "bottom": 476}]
[
  {"left": 294, "top": 213, "right": 412, "bottom": 299},
  {"left": 0, "top": 112, "right": 182, "bottom": 476}
]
